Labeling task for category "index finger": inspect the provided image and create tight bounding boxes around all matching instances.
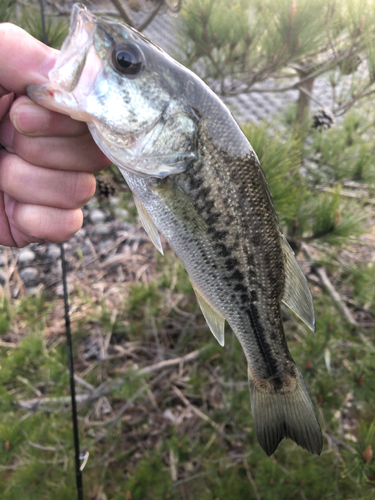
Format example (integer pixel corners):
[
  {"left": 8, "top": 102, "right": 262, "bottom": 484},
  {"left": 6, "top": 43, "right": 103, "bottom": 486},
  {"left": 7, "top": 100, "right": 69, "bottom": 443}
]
[{"left": 0, "top": 23, "right": 57, "bottom": 95}]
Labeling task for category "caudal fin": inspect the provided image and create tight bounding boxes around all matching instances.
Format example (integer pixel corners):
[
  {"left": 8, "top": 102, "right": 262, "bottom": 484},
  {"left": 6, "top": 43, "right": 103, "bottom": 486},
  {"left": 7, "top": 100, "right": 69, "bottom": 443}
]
[{"left": 249, "top": 368, "right": 323, "bottom": 456}]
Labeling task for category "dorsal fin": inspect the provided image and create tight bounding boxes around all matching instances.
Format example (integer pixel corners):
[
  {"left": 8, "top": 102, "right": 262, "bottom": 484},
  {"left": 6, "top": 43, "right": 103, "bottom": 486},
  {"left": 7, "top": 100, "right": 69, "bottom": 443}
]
[
  {"left": 191, "top": 282, "right": 225, "bottom": 346},
  {"left": 280, "top": 235, "right": 315, "bottom": 333},
  {"left": 133, "top": 194, "right": 163, "bottom": 255}
]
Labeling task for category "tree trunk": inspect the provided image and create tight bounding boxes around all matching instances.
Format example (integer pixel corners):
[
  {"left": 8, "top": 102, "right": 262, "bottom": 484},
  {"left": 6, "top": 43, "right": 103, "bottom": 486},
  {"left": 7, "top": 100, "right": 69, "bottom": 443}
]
[{"left": 296, "top": 73, "right": 315, "bottom": 126}]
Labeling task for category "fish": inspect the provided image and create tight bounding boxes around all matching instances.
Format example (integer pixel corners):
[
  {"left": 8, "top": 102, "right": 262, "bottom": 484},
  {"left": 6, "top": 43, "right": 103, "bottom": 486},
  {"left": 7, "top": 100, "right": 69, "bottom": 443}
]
[{"left": 27, "top": 3, "right": 323, "bottom": 456}]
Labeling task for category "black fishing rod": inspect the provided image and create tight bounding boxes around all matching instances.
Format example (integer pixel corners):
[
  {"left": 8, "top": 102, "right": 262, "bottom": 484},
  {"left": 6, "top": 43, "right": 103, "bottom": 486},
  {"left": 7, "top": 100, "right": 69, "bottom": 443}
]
[{"left": 39, "top": 2, "right": 83, "bottom": 498}]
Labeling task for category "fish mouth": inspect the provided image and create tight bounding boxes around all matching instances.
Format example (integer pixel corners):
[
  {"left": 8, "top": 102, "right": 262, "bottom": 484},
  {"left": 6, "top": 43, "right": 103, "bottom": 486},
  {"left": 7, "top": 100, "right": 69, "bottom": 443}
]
[
  {"left": 27, "top": 4, "right": 101, "bottom": 121},
  {"left": 49, "top": 3, "right": 97, "bottom": 93}
]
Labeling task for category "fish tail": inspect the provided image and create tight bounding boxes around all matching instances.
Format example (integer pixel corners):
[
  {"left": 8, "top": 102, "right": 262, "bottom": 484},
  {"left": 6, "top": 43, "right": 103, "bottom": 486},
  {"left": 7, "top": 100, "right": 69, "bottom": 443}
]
[{"left": 248, "top": 367, "right": 323, "bottom": 456}]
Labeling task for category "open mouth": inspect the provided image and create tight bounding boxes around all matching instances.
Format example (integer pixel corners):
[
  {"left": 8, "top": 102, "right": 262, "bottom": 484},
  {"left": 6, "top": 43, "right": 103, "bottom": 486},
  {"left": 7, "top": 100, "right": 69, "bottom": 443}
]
[
  {"left": 48, "top": 4, "right": 97, "bottom": 93},
  {"left": 27, "top": 4, "right": 102, "bottom": 121}
]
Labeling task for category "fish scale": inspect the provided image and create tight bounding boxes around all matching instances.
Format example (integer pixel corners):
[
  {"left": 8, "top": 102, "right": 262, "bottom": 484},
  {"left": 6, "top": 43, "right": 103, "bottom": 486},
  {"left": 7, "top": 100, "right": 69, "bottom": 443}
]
[{"left": 27, "top": 3, "right": 323, "bottom": 456}]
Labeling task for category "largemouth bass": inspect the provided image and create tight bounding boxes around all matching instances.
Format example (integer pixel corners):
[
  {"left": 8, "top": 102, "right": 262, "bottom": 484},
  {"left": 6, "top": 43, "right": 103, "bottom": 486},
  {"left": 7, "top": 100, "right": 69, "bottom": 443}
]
[{"left": 28, "top": 3, "right": 322, "bottom": 456}]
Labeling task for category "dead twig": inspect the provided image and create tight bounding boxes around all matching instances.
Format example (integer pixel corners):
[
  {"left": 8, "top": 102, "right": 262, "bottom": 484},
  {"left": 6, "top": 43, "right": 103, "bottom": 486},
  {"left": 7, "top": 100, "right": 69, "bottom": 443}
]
[
  {"left": 137, "top": 348, "right": 206, "bottom": 375},
  {"left": 315, "top": 266, "right": 358, "bottom": 326},
  {"left": 172, "top": 385, "right": 221, "bottom": 431},
  {"left": 242, "top": 457, "right": 261, "bottom": 500},
  {"left": 18, "top": 348, "right": 207, "bottom": 411},
  {"left": 301, "top": 244, "right": 358, "bottom": 327},
  {"left": 0, "top": 340, "right": 18, "bottom": 348}
]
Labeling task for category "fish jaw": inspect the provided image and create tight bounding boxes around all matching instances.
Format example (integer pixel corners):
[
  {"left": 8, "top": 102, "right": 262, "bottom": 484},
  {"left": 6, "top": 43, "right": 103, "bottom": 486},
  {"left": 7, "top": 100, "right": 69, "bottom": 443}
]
[
  {"left": 27, "top": 4, "right": 102, "bottom": 123},
  {"left": 49, "top": 3, "right": 96, "bottom": 93},
  {"left": 26, "top": 84, "right": 94, "bottom": 122}
]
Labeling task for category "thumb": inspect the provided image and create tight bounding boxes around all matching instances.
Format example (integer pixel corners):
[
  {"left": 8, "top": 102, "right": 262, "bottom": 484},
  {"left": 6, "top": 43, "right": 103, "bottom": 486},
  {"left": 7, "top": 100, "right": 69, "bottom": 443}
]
[{"left": 0, "top": 23, "right": 58, "bottom": 95}]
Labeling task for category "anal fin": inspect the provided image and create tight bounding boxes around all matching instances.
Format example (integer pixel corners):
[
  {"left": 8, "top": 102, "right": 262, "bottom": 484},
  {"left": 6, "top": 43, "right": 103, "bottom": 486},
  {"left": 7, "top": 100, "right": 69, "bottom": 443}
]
[
  {"left": 133, "top": 194, "right": 163, "bottom": 255},
  {"left": 191, "top": 282, "right": 225, "bottom": 346}
]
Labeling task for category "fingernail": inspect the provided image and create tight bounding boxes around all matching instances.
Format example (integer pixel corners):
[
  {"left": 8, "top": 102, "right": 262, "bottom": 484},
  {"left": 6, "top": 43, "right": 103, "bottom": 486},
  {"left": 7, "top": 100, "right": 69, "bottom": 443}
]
[
  {"left": 12, "top": 102, "right": 49, "bottom": 135},
  {"left": 40, "top": 52, "right": 58, "bottom": 78},
  {"left": 0, "top": 118, "right": 15, "bottom": 152}
]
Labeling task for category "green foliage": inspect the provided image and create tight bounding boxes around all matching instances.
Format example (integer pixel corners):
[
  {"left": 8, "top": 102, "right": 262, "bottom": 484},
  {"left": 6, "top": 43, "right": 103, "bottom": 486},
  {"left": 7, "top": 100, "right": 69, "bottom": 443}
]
[
  {"left": 242, "top": 118, "right": 371, "bottom": 245},
  {"left": 0, "top": 0, "right": 14, "bottom": 23},
  {"left": 1, "top": 270, "right": 375, "bottom": 499},
  {"left": 122, "top": 455, "right": 173, "bottom": 500},
  {"left": 9, "top": 2, "right": 69, "bottom": 48},
  {"left": 309, "top": 111, "right": 375, "bottom": 185},
  {"left": 179, "top": 0, "right": 335, "bottom": 82},
  {"left": 347, "top": 262, "right": 375, "bottom": 311},
  {"left": 179, "top": 0, "right": 375, "bottom": 123}
]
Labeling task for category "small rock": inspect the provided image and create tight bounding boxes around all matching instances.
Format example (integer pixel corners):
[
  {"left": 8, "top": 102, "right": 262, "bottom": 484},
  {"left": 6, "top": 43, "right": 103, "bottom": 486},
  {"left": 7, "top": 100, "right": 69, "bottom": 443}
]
[
  {"left": 56, "top": 283, "right": 74, "bottom": 296},
  {"left": 86, "top": 199, "right": 100, "bottom": 210},
  {"left": 18, "top": 249, "right": 36, "bottom": 264},
  {"left": 109, "top": 196, "right": 120, "bottom": 207},
  {"left": 98, "top": 240, "right": 114, "bottom": 252},
  {"left": 114, "top": 207, "right": 129, "bottom": 220},
  {"left": 89, "top": 209, "right": 106, "bottom": 224},
  {"left": 27, "top": 286, "right": 43, "bottom": 296},
  {"left": 0, "top": 271, "right": 5, "bottom": 284},
  {"left": 0, "top": 254, "right": 7, "bottom": 267},
  {"left": 47, "top": 244, "right": 61, "bottom": 260},
  {"left": 95, "top": 224, "right": 110, "bottom": 236},
  {"left": 75, "top": 227, "right": 86, "bottom": 238},
  {"left": 19, "top": 267, "right": 39, "bottom": 281}
]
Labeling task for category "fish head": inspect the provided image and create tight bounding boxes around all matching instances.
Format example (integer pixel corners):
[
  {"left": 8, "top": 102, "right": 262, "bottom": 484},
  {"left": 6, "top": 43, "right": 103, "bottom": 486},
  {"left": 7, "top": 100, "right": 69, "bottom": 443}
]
[{"left": 27, "top": 3, "right": 198, "bottom": 177}]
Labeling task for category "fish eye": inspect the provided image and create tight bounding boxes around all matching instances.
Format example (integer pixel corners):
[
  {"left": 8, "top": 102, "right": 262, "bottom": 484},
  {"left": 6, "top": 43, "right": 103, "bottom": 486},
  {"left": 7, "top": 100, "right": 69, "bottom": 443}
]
[{"left": 112, "top": 43, "right": 143, "bottom": 76}]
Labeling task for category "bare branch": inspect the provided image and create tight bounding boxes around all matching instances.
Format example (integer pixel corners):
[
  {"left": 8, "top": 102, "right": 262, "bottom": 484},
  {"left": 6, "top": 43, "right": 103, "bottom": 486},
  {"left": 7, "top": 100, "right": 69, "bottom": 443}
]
[
  {"left": 172, "top": 385, "right": 221, "bottom": 431},
  {"left": 334, "top": 87, "right": 375, "bottom": 116},
  {"left": 301, "top": 244, "right": 361, "bottom": 331},
  {"left": 109, "top": 0, "right": 134, "bottom": 26},
  {"left": 137, "top": 348, "right": 205, "bottom": 375},
  {"left": 17, "top": 347, "right": 207, "bottom": 411},
  {"left": 242, "top": 457, "right": 261, "bottom": 500},
  {"left": 137, "top": 1, "right": 164, "bottom": 32},
  {"left": 222, "top": 42, "right": 372, "bottom": 97}
]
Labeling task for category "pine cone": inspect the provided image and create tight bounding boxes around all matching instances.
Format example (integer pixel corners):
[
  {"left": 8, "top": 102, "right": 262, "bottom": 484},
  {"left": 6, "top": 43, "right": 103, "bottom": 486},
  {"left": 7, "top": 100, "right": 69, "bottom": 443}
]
[
  {"left": 128, "top": 0, "right": 142, "bottom": 12},
  {"left": 312, "top": 108, "right": 335, "bottom": 131},
  {"left": 96, "top": 175, "right": 117, "bottom": 199}
]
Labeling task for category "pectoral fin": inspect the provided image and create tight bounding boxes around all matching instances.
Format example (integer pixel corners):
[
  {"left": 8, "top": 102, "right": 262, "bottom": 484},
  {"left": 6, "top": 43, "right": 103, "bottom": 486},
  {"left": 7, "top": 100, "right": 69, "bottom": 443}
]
[
  {"left": 133, "top": 194, "right": 163, "bottom": 255},
  {"left": 191, "top": 283, "right": 225, "bottom": 346},
  {"left": 280, "top": 235, "right": 315, "bottom": 333}
]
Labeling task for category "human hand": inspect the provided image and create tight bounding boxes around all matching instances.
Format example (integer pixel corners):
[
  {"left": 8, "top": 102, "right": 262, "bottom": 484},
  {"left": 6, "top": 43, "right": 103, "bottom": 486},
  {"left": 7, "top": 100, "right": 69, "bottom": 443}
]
[{"left": 0, "top": 23, "right": 110, "bottom": 247}]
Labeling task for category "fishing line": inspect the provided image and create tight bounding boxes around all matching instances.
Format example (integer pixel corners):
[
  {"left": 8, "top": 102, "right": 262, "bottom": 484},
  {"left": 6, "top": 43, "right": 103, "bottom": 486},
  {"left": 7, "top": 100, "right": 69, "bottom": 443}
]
[{"left": 39, "top": 1, "right": 84, "bottom": 498}]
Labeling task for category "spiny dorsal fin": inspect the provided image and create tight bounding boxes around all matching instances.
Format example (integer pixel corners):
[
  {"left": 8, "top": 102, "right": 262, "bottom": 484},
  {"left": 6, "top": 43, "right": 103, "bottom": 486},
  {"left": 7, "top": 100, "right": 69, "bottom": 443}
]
[
  {"left": 133, "top": 194, "right": 163, "bottom": 255},
  {"left": 280, "top": 235, "right": 315, "bottom": 333},
  {"left": 191, "top": 282, "right": 225, "bottom": 346}
]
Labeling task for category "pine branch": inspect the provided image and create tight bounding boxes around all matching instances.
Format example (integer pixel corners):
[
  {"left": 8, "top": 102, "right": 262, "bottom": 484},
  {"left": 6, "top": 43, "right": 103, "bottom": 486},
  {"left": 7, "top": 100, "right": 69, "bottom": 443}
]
[
  {"left": 109, "top": 0, "right": 134, "bottom": 26},
  {"left": 222, "top": 41, "right": 373, "bottom": 97}
]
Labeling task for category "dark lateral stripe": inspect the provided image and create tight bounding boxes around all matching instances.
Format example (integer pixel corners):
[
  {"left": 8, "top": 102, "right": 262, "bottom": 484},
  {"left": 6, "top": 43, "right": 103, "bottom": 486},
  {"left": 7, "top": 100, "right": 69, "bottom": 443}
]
[{"left": 245, "top": 306, "right": 279, "bottom": 378}]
